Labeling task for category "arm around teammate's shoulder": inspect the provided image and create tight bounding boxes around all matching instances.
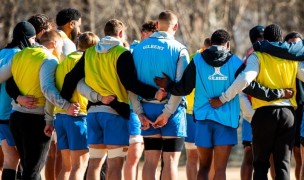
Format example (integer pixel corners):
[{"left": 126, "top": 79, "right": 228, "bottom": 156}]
[
  {"left": 40, "top": 58, "right": 70, "bottom": 110},
  {"left": 116, "top": 51, "right": 158, "bottom": 99},
  {"left": 166, "top": 60, "right": 196, "bottom": 96},
  {"left": 219, "top": 53, "right": 259, "bottom": 103},
  {"left": 60, "top": 53, "right": 85, "bottom": 101}
]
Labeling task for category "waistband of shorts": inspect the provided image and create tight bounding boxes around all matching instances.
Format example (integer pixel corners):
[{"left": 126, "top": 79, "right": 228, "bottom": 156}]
[
  {"left": 55, "top": 112, "right": 87, "bottom": 116},
  {"left": 87, "top": 105, "right": 119, "bottom": 115},
  {"left": 141, "top": 99, "right": 187, "bottom": 108},
  {"left": 141, "top": 99, "right": 169, "bottom": 104}
]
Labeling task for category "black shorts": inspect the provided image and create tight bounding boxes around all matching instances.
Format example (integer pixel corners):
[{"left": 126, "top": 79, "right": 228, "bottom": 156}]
[{"left": 295, "top": 104, "right": 303, "bottom": 147}]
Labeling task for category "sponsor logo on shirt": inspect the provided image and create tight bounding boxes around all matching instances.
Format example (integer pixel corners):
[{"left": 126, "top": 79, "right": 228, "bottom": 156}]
[
  {"left": 208, "top": 67, "right": 228, "bottom": 81},
  {"left": 143, "top": 44, "right": 164, "bottom": 50}
]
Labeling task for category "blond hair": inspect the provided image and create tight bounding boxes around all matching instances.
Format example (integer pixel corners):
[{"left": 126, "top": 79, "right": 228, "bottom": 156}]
[
  {"left": 77, "top": 31, "right": 100, "bottom": 51},
  {"left": 39, "top": 30, "right": 62, "bottom": 44}
]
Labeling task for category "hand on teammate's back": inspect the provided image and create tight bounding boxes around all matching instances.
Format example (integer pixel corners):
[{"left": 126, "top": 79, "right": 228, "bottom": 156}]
[
  {"left": 281, "top": 88, "right": 294, "bottom": 99},
  {"left": 66, "top": 103, "right": 80, "bottom": 116},
  {"left": 209, "top": 97, "right": 223, "bottom": 108},
  {"left": 155, "top": 88, "right": 168, "bottom": 101},
  {"left": 17, "top": 95, "right": 39, "bottom": 109},
  {"left": 154, "top": 72, "right": 171, "bottom": 88},
  {"left": 100, "top": 95, "right": 116, "bottom": 104}
]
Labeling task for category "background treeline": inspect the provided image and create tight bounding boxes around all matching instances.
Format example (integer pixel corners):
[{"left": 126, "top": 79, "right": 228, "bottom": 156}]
[
  {"left": 0, "top": 0, "right": 302, "bottom": 166},
  {"left": 1, "top": 0, "right": 304, "bottom": 57}
]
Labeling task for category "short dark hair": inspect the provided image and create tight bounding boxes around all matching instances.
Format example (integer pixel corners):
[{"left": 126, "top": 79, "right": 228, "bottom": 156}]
[
  {"left": 56, "top": 8, "right": 81, "bottom": 26},
  {"left": 158, "top": 10, "right": 177, "bottom": 22},
  {"left": 104, "top": 19, "right": 125, "bottom": 36},
  {"left": 204, "top": 38, "right": 211, "bottom": 47},
  {"left": 141, "top": 21, "right": 157, "bottom": 33},
  {"left": 284, "top": 32, "right": 302, "bottom": 42},
  {"left": 249, "top": 25, "right": 264, "bottom": 44},
  {"left": 28, "top": 14, "right": 50, "bottom": 34},
  {"left": 263, "top": 24, "right": 282, "bottom": 42},
  {"left": 211, "top": 29, "right": 231, "bottom": 45}
]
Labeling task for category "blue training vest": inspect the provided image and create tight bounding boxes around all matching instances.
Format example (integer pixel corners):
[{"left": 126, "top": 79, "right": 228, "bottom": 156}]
[
  {"left": 0, "top": 48, "right": 20, "bottom": 120},
  {"left": 193, "top": 53, "right": 243, "bottom": 128},
  {"left": 132, "top": 33, "right": 186, "bottom": 88}
]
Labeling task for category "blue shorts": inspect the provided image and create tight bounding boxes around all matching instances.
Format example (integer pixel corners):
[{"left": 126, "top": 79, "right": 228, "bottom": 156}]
[
  {"left": 242, "top": 119, "right": 252, "bottom": 142},
  {"left": 0, "top": 123, "right": 15, "bottom": 146},
  {"left": 195, "top": 120, "right": 238, "bottom": 148},
  {"left": 54, "top": 114, "right": 88, "bottom": 150},
  {"left": 129, "top": 112, "right": 141, "bottom": 136},
  {"left": 185, "top": 113, "right": 195, "bottom": 143},
  {"left": 140, "top": 102, "right": 186, "bottom": 137},
  {"left": 87, "top": 112, "right": 129, "bottom": 146}
]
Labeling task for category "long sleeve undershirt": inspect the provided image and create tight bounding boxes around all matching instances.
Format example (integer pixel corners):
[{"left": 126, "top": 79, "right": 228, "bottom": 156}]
[
  {"left": 219, "top": 53, "right": 304, "bottom": 104},
  {"left": 39, "top": 58, "right": 71, "bottom": 110},
  {"left": 61, "top": 50, "right": 158, "bottom": 101},
  {"left": 161, "top": 48, "right": 189, "bottom": 116},
  {"left": 76, "top": 78, "right": 100, "bottom": 103},
  {"left": 165, "top": 56, "right": 288, "bottom": 103}
]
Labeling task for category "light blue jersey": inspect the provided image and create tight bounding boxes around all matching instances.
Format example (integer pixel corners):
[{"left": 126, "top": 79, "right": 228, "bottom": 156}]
[
  {"left": 0, "top": 48, "right": 20, "bottom": 120},
  {"left": 193, "top": 53, "right": 243, "bottom": 128},
  {"left": 133, "top": 31, "right": 187, "bottom": 89},
  {"left": 132, "top": 31, "right": 188, "bottom": 136},
  {"left": 129, "top": 40, "right": 140, "bottom": 53}
]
